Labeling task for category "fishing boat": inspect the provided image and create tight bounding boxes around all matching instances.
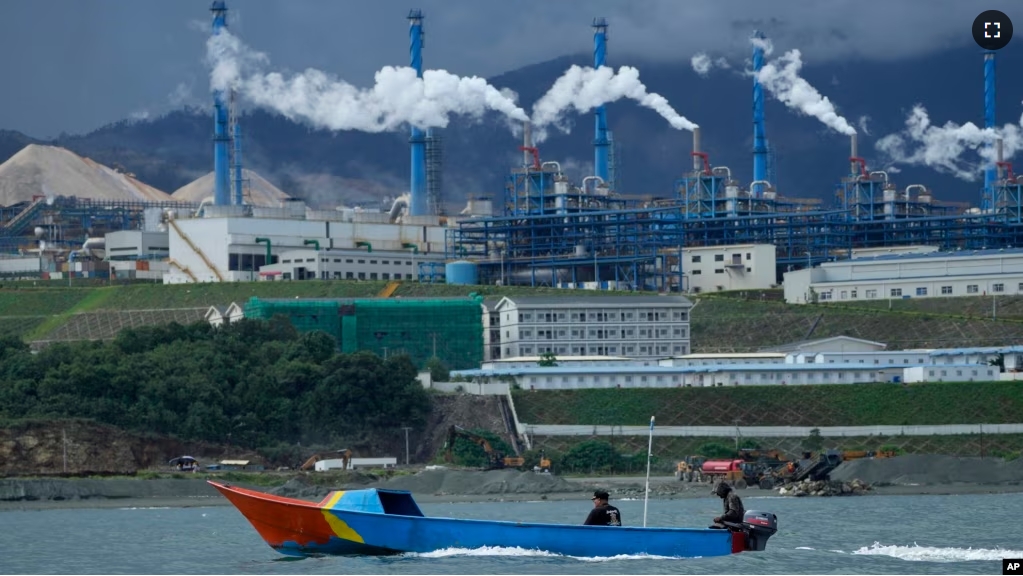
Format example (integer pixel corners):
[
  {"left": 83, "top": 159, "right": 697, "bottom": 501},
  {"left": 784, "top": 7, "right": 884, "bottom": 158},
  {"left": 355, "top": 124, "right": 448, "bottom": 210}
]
[{"left": 209, "top": 481, "right": 779, "bottom": 558}]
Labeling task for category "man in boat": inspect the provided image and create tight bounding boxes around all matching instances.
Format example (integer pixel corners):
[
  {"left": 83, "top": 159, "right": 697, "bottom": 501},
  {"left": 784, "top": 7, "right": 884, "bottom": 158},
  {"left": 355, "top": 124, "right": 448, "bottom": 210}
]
[
  {"left": 584, "top": 490, "right": 622, "bottom": 526},
  {"left": 711, "top": 481, "right": 745, "bottom": 528}
]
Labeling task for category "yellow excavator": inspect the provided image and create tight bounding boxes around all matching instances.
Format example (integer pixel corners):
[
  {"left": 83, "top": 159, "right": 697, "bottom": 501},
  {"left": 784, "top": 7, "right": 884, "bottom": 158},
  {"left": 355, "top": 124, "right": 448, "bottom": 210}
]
[
  {"left": 443, "top": 425, "right": 524, "bottom": 470},
  {"left": 300, "top": 449, "right": 353, "bottom": 471}
]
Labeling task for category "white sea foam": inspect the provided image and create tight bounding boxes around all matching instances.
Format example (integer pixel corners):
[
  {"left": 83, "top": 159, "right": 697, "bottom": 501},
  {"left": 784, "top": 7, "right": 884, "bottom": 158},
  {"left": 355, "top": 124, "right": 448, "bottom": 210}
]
[
  {"left": 408, "top": 546, "right": 682, "bottom": 561},
  {"left": 853, "top": 542, "right": 1023, "bottom": 562}
]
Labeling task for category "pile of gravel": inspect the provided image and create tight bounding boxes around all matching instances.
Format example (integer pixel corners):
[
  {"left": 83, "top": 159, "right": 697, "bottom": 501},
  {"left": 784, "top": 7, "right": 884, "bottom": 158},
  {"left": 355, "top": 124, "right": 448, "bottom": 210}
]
[
  {"left": 371, "top": 469, "right": 579, "bottom": 496},
  {"left": 829, "top": 455, "right": 1023, "bottom": 486}
]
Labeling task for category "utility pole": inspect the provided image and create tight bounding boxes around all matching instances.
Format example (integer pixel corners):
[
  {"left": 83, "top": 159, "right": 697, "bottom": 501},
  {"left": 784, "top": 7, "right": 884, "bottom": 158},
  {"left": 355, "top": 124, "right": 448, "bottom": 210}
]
[
  {"left": 62, "top": 428, "right": 68, "bottom": 473},
  {"left": 401, "top": 427, "right": 412, "bottom": 466}
]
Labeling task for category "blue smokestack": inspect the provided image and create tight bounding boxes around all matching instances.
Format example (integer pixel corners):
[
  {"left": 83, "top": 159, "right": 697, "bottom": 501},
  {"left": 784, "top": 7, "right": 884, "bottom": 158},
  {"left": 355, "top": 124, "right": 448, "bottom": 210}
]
[
  {"left": 408, "top": 10, "right": 428, "bottom": 217},
  {"left": 592, "top": 18, "right": 609, "bottom": 188},
  {"left": 211, "top": 1, "right": 230, "bottom": 207},
  {"left": 984, "top": 51, "right": 996, "bottom": 205},
  {"left": 232, "top": 120, "right": 243, "bottom": 205},
  {"left": 752, "top": 30, "right": 767, "bottom": 197}
]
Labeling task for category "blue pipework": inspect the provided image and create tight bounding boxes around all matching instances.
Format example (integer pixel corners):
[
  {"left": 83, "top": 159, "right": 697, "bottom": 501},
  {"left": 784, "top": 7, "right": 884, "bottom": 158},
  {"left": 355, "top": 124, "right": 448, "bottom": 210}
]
[
  {"left": 983, "top": 51, "right": 996, "bottom": 211},
  {"left": 232, "top": 121, "right": 243, "bottom": 205},
  {"left": 752, "top": 30, "right": 768, "bottom": 198},
  {"left": 408, "top": 10, "right": 428, "bottom": 217},
  {"left": 211, "top": 1, "right": 231, "bottom": 207},
  {"left": 592, "top": 18, "right": 609, "bottom": 189}
]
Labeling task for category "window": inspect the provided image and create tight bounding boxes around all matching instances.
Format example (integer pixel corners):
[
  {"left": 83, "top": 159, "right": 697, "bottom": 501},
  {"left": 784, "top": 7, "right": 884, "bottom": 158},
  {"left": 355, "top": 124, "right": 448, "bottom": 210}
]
[
  {"left": 915, "top": 287, "right": 927, "bottom": 296},
  {"left": 994, "top": 283, "right": 1005, "bottom": 293},
  {"left": 890, "top": 288, "right": 902, "bottom": 297},
  {"left": 691, "top": 255, "right": 702, "bottom": 263},
  {"left": 967, "top": 285, "right": 979, "bottom": 294},
  {"left": 381, "top": 260, "right": 389, "bottom": 265},
  {"left": 370, "top": 260, "right": 377, "bottom": 264},
  {"left": 851, "top": 289, "right": 857, "bottom": 298},
  {"left": 714, "top": 269, "right": 724, "bottom": 274},
  {"left": 866, "top": 289, "right": 877, "bottom": 299},
  {"left": 358, "top": 259, "right": 365, "bottom": 264},
  {"left": 746, "top": 253, "right": 751, "bottom": 260},
  {"left": 840, "top": 291, "right": 848, "bottom": 299},
  {"left": 941, "top": 286, "right": 952, "bottom": 295},
  {"left": 819, "top": 291, "right": 832, "bottom": 301},
  {"left": 692, "top": 269, "right": 702, "bottom": 275},
  {"left": 714, "top": 254, "right": 724, "bottom": 262}
]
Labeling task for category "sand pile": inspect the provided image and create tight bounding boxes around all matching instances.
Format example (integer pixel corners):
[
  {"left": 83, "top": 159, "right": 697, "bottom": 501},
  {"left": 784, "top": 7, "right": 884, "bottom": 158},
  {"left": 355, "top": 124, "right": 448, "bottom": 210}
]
[
  {"left": 371, "top": 469, "right": 579, "bottom": 496},
  {"left": 830, "top": 454, "right": 1023, "bottom": 486},
  {"left": 0, "top": 144, "right": 171, "bottom": 206},
  {"left": 172, "top": 169, "right": 290, "bottom": 207}
]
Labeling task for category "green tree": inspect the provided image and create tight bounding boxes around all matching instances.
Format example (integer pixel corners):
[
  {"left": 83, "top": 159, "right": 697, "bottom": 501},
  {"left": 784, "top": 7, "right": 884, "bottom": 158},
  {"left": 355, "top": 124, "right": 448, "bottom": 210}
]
[
  {"left": 444, "top": 429, "right": 513, "bottom": 468},
  {"left": 803, "top": 428, "right": 825, "bottom": 452},
  {"left": 425, "top": 357, "right": 450, "bottom": 382},
  {"left": 538, "top": 351, "right": 558, "bottom": 367}
]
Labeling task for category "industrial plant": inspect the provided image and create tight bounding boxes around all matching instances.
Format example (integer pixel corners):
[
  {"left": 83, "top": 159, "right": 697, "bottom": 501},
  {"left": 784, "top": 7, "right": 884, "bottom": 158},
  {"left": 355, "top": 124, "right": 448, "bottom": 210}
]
[{"left": 1, "top": 1, "right": 1022, "bottom": 294}]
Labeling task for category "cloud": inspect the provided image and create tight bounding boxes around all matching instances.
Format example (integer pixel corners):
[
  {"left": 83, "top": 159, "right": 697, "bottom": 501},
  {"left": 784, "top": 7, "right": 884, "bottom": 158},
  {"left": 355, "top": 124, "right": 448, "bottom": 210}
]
[{"left": 691, "top": 53, "right": 731, "bottom": 77}]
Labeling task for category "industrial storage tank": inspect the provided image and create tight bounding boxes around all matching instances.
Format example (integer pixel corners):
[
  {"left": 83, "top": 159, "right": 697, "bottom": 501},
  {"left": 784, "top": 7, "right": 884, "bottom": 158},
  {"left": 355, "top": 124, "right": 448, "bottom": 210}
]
[{"left": 445, "top": 260, "right": 478, "bottom": 285}]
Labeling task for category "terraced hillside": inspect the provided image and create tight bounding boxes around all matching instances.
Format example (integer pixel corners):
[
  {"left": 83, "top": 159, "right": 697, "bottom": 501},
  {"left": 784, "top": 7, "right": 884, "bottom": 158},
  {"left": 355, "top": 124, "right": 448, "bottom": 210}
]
[
  {"left": 6, "top": 281, "right": 1023, "bottom": 349},
  {"left": 691, "top": 297, "right": 1023, "bottom": 351},
  {"left": 511, "top": 383, "right": 1023, "bottom": 427}
]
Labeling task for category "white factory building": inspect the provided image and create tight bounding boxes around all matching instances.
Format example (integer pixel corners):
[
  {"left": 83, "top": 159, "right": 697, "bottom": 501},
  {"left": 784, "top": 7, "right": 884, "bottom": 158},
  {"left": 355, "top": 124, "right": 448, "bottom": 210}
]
[
  {"left": 682, "top": 243, "right": 777, "bottom": 294},
  {"left": 454, "top": 339, "right": 1019, "bottom": 388},
  {"left": 156, "top": 207, "right": 450, "bottom": 284},
  {"left": 783, "top": 247, "right": 1023, "bottom": 304},
  {"left": 485, "top": 295, "right": 692, "bottom": 361}
]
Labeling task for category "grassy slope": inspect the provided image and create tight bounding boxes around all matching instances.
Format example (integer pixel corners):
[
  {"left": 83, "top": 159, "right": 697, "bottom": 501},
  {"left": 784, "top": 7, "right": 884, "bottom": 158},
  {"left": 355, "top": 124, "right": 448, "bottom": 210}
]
[{"left": 511, "top": 382, "right": 1023, "bottom": 427}]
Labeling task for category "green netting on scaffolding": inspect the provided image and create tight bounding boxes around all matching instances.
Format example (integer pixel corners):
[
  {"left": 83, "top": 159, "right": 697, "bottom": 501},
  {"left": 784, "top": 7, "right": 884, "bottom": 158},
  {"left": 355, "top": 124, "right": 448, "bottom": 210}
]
[
  {"left": 353, "top": 299, "right": 483, "bottom": 370},
  {"left": 243, "top": 297, "right": 344, "bottom": 345}
]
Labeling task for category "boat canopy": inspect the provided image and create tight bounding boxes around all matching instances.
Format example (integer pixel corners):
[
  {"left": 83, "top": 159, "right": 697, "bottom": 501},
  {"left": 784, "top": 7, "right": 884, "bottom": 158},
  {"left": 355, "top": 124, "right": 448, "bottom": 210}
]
[{"left": 317, "top": 488, "right": 425, "bottom": 517}]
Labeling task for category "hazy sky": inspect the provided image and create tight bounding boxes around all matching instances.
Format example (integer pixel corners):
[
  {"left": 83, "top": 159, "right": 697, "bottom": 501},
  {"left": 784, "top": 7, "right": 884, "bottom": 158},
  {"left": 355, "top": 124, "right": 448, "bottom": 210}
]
[{"left": 0, "top": 0, "right": 1015, "bottom": 139}]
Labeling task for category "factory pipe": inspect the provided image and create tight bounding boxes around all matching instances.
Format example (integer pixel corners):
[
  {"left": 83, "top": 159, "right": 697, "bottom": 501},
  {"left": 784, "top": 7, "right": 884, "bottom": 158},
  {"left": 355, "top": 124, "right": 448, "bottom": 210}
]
[
  {"left": 712, "top": 166, "right": 732, "bottom": 182},
  {"left": 869, "top": 171, "right": 889, "bottom": 184},
  {"left": 592, "top": 18, "right": 610, "bottom": 184},
  {"left": 303, "top": 240, "right": 320, "bottom": 251},
  {"left": 211, "top": 1, "right": 231, "bottom": 207},
  {"left": 905, "top": 185, "right": 927, "bottom": 200},
  {"left": 984, "top": 51, "right": 996, "bottom": 204},
  {"left": 749, "top": 180, "right": 772, "bottom": 193},
  {"left": 255, "top": 237, "right": 272, "bottom": 266},
  {"left": 232, "top": 118, "right": 243, "bottom": 205},
  {"left": 692, "top": 127, "right": 701, "bottom": 172},
  {"left": 541, "top": 161, "right": 562, "bottom": 174},
  {"left": 582, "top": 176, "right": 604, "bottom": 193},
  {"left": 356, "top": 241, "right": 373, "bottom": 253},
  {"left": 850, "top": 134, "right": 859, "bottom": 175},
  {"left": 408, "top": 10, "right": 428, "bottom": 217},
  {"left": 522, "top": 121, "right": 533, "bottom": 166},
  {"left": 751, "top": 30, "right": 768, "bottom": 198}
]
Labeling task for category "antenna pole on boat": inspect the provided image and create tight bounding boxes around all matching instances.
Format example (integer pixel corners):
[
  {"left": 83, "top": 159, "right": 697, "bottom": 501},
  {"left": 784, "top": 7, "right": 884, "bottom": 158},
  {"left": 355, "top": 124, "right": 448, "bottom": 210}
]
[{"left": 643, "top": 415, "right": 655, "bottom": 527}]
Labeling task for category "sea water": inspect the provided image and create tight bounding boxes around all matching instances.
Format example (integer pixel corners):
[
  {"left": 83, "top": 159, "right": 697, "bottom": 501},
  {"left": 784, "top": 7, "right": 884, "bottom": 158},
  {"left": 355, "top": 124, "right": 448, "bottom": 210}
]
[{"left": 1, "top": 492, "right": 1018, "bottom": 574}]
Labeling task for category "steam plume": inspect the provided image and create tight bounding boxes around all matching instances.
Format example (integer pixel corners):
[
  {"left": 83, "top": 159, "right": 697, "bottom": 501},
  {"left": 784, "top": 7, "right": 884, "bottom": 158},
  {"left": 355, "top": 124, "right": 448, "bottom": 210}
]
[
  {"left": 755, "top": 49, "right": 856, "bottom": 136},
  {"left": 206, "top": 30, "right": 528, "bottom": 132},
  {"left": 691, "top": 53, "right": 730, "bottom": 77},
  {"left": 875, "top": 105, "right": 1023, "bottom": 181},
  {"left": 530, "top": 65, "right": 698, "bottom": 143}
]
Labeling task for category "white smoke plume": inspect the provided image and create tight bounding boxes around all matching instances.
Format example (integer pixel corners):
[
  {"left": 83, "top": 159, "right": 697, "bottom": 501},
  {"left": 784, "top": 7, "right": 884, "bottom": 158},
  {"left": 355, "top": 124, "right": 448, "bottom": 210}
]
[
  {"left": 530, "top": 65, "right": 698, "bottom": 143},
  {"left": 206, "top": 30, "right": 528, "bottom": 132},
  {"left": 690, "top": 53, "right": 731, "bottom": 77},
  {"left": 755, "top": 49, "right": 856, "bottom": 136},
  {"left": 875, "top": 104, "right": 1023, "bottom": 181},
  {"left": 750, "top": 36, "right": 774, "bottom": 57}
]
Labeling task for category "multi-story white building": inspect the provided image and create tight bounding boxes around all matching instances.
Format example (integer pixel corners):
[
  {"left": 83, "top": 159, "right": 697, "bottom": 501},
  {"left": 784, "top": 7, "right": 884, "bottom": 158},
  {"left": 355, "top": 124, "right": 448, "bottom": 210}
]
[
  {"left": 162, "top": 212, "right": 449, "bottom": 284},
  {"left": 256, "top": 248, "right": 446, "bottom": 281},
  {"left": 490, "top": 295, "right": 692, "bottom": 360},
  {"left": 682, "top": 243, "right": 776, "bottom": 294},
  {"left": 783, "top": 248, "right": 1023, "bottom": 304},
  {"left": 482, "top": 297, "right": 502, "bottom": 361}
]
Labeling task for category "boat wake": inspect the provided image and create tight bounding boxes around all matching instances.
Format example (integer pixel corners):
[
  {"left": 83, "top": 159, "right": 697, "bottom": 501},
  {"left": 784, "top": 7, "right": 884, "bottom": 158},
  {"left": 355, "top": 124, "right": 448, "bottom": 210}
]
[
  {"left": 409, "top": 546, "right": 681, "bottom": 561},
  {"left": 852, "top": 542, "right": 1023, "bottom": 562}
]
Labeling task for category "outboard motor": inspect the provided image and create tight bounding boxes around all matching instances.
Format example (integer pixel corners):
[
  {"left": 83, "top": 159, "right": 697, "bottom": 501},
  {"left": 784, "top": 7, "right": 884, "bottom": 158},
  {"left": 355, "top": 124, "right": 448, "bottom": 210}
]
[{"left": 741, "top": 510, "right": 778, "bottom": 551}]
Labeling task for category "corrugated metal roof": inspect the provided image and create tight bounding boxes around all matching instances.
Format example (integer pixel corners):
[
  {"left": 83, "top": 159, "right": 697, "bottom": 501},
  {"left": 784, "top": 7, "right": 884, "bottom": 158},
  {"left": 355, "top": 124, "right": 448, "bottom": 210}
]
[
  {"left": 452, "top": 362, "right": 965, "bottom": 377},
  {"left": 832, "top": 247, "right": 1023, "bottom": 264},
  {"left": 498, "top": 295, "right": 692, "bottom": 307},
  {"left": 759, "top": 335, "right": 886, "bottom": 353},
  {"left": 929, "top": 345, "right": 1023, "bottom": 356}
]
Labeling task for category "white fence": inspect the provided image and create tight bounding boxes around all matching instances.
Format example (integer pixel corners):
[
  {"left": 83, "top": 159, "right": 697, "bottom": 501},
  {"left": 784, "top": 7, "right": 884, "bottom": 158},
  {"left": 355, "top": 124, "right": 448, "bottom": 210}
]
[
  {"left": 430, "top": 381, "right": 511, "bottom": 395},
  {"left": 519, "top": 423, "right": 1023, "bottom": 437}
]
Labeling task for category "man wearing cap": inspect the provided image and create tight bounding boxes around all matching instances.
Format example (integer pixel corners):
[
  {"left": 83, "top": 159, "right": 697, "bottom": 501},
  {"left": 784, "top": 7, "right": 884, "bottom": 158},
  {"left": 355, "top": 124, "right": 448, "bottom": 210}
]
[{"left": 583, "top": 490, "right": 622, "bottom": 526}]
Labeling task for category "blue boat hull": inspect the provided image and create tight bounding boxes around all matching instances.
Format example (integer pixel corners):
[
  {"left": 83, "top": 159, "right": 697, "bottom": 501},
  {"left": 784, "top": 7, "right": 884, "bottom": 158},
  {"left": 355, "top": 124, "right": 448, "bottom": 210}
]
[{"left": 210, "top": 481, "right": 743, "bottom": 559}]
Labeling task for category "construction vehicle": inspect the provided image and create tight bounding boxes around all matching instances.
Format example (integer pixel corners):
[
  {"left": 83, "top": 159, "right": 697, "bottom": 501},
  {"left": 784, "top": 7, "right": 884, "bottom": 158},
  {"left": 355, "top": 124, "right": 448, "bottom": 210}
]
[
  {"left": 700, "top": 459, "right": 747, "bottom": 486},
  {"left": 675, "top": 456, "right": 707, "bottom": 482},
  {"left": 841, "top": 449, "right": 897, "bottom": 461},
  {"left": 300, "top": 449, "right": 353, "bottom": 471},
  {"left": 765, "top": 450, "right": 845, "bottom": 486},
  {"left": 443, "top": 425, "right": 524, "bottom": 470},
  {"left": 537, "top": 449, "right": 553, "bottom": 474}
]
